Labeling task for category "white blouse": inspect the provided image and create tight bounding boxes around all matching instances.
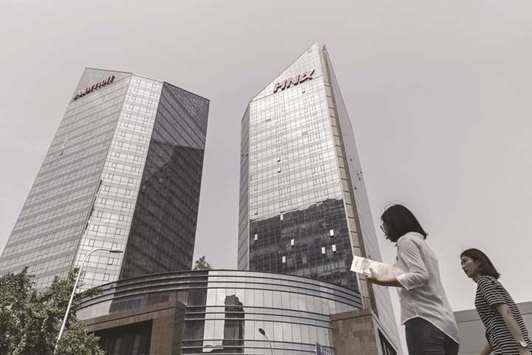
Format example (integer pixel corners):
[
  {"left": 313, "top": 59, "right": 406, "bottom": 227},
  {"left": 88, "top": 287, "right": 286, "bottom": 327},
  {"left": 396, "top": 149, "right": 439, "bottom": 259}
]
[{"left": 393, "top": 232, "right": 460, "bottom": 343}]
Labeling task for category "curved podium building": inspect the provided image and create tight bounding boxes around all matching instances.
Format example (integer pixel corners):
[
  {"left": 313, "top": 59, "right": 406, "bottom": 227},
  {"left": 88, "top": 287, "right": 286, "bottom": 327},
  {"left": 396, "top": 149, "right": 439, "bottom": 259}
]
[{"left": 78, "top": 270, "right": 367, "bottom": 354}]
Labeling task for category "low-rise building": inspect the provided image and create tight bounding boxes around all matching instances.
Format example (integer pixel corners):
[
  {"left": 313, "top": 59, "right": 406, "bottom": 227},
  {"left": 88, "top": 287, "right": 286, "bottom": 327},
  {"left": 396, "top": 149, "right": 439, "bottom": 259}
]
[{"left": 78, "top": 270, "right": 398, "bottom": 354}]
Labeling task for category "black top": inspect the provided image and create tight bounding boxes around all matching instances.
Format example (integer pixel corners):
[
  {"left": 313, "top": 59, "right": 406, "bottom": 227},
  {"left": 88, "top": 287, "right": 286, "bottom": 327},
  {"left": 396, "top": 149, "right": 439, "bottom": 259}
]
[{"left": 475, "top": 275, "right": 531, "bottom": 354}]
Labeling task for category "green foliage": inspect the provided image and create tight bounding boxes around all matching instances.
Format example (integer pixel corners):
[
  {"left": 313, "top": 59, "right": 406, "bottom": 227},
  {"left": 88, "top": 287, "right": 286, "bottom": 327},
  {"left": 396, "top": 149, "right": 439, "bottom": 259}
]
[
  {"left": 0, "top": 268, "right": 104, "bottom": 355},
  {"left": 55, "top": 321, "right": 103, "bottom": 355},
  {"left": 193, "top": 256, "right": 212, "bottom": 271}
]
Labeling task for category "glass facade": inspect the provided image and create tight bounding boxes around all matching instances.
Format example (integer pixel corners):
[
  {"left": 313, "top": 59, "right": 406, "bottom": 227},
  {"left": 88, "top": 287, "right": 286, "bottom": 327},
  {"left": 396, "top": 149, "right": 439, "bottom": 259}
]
[
  {"left": 248, "top": 199, "right": 357, "bottom": 290},
  {"left": 0, "top": 68, "right": 209, "bottom": 290},
  {"left": 238, "top": 44, "right": 399, "bottom": 347},
  {"left": 120, "top": 82, "right": 209, "bottom": 279},
  {"left": 76, "top": 270, "right": 362, "bottom": 354},
  {"left": 322, "top": 47, "right": 399, "bottom": 345}
]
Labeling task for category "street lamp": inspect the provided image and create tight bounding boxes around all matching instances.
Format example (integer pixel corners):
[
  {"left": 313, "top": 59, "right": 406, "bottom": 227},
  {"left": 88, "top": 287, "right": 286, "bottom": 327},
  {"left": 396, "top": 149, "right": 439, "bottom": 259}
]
[
  {"left": 258, "top": 328, "right": 273, "bottom": 355},
  {"left": 54, "top": 248, "right": 123, "bottom": 352}
]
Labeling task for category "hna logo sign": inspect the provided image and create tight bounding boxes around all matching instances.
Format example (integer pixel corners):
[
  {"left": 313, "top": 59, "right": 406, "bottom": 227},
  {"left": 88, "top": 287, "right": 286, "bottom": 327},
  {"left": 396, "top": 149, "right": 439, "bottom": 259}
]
[
  {"left": 273, "top": 69, "right": 315, "bottom": 93},
  {"left": 73, "top": 75, "right": 115, "bottom": 101}
]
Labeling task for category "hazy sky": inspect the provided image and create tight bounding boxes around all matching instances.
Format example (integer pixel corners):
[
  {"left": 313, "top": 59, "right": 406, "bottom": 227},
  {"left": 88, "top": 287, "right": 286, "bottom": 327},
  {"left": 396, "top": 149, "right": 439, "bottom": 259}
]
[{"left": 1, "top": 0, "right": 532, "bottom": 350}]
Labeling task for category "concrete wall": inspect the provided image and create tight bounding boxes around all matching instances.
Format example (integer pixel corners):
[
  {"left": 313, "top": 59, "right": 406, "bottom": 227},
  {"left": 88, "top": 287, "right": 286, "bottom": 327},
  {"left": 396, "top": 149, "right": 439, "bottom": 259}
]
[{"left": 331, "top": 310, "right": 399, "bottom": 355}]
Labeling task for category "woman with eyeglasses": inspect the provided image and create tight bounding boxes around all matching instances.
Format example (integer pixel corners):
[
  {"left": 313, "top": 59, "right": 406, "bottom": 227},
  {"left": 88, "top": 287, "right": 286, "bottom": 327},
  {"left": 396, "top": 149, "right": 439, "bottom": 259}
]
[
  {"left": 461, "top": 248, "right": 531, "bottom": 355},
  {"left": 367, "top": 204, "right": 459, "bottom": 355}
]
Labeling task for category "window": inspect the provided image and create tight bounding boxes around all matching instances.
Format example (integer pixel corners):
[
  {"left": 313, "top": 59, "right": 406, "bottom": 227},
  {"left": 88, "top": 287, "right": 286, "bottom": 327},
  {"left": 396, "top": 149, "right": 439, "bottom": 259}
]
[
  {"left": 254, "top": 234, "right": 258, "bottom": 241},
  {"left": 282, "top": 256, "right": 286, "bottom": 263},
  {"left": 329, "top": 229, "right": 334, "bottom": 237},
  {"left": 321, "top": 247, "right": 326, "bottom": 255},
  {"left": 290, "top": 238, "right": 295, "bottom": 247},
  {"left": 332, "top": 244, "right": 337, "bottom": 253}
]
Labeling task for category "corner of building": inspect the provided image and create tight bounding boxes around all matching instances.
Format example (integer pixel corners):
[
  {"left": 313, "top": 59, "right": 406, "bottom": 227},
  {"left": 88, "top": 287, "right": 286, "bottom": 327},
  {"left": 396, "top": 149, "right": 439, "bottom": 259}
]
[{"left": 331, "top": 309, "right": 400, "bottom": 355}]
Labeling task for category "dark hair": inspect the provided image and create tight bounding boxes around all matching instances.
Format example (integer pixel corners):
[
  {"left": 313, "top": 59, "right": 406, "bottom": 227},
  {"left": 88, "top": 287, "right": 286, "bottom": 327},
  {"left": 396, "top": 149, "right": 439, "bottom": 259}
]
[
  {"left": 380, "top": 204, "right": 427, "bottom": 242},
  {"left": 460, "top": 248, "right": 500, "bottom": 279}
]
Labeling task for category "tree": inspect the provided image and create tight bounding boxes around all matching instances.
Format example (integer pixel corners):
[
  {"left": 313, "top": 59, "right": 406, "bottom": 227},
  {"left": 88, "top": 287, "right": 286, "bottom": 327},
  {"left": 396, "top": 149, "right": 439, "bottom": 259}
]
[
  {"left": 0, "top": 268, "right": 104, "bottom": 355},
  {"left": 193, "top": 256, "right": 212, "bottom": 271}
]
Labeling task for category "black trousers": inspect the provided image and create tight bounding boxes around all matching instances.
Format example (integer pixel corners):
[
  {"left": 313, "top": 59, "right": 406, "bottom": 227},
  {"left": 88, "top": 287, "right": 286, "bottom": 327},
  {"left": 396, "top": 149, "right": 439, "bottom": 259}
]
[{"left": 405, "top": 318, "right": 459, "bottom": 355}]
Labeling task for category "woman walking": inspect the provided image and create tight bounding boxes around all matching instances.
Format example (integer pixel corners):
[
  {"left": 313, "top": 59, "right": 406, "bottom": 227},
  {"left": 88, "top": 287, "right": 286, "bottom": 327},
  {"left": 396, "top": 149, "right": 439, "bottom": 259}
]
[
  {"left": 461, "top": 248, "right": 531, "bottom": 354},
  {"left": 367, "top": 204, "right": 459, "bottom": 355}
]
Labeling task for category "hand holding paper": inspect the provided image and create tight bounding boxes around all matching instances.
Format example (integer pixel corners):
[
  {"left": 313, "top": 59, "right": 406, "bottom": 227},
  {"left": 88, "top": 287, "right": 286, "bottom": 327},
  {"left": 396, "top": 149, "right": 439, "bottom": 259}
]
[
  {"left": 350, "top": 255, "right": 372, "bottom": 276},
  {"left": 351, "top": 256, "right": 398, "bottom": 279}
]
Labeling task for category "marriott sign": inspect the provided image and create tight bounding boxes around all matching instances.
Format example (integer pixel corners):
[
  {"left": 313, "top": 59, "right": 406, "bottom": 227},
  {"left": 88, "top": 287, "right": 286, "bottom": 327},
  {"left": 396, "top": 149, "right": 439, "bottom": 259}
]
[
  {"left": 73, "top": 75, "right": 115, "bottom": 101},
  {"left": 273, "top": 69, "right": 315, "bottom": 94}
]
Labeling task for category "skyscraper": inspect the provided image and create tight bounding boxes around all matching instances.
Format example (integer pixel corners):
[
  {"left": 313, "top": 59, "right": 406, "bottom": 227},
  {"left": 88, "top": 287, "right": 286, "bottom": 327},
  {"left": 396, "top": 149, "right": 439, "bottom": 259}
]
[
  {"left": 0, "top": 68, "right": 209, "bottom": 289},
  {"left": 238, "top": 43, "right": 399, "bottom": 346}
]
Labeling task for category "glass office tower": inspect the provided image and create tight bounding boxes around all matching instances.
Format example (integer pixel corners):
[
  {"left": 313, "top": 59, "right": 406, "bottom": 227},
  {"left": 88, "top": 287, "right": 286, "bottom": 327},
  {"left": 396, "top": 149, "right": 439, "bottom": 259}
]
[
  {"left": 0, "top": 68, "right": 209, "bottom": 289},
  {"left": 238, "top": 44, "right": 399, "bottom": 346}
]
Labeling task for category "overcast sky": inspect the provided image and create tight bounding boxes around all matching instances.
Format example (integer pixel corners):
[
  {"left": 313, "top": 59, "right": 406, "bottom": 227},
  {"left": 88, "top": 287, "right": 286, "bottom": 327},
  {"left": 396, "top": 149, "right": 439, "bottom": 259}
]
[{"left": 1, "top": 0, "right": 532, "bottom": 351}]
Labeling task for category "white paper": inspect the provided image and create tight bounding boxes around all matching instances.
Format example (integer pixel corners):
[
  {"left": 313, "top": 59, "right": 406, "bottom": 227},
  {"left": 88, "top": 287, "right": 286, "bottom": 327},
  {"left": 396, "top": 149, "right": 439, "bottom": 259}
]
[
  {"left": 350, "top": 256, "right": 397, "bottom": 279},
  {"left": 350, "top": 255, "right": 372, "bottom": 276}
]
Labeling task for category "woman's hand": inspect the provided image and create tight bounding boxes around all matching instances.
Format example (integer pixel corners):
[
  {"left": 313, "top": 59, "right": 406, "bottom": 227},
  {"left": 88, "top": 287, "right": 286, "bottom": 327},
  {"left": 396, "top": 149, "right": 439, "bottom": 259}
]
[
  {"left": 366, "top": 267, "right": 402, "bottom": 288},
  {"left": 479, "top": 342, "right": 492, "bottom": 355},
  {"left": 366, "top": 274, "right": 385, "bottom": 286},
  {"left": 366, "top": 266, "right": 385, "bottom": 284},
  {"left": 365, "top": 267, "right": 379, "bottom": 283}
]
